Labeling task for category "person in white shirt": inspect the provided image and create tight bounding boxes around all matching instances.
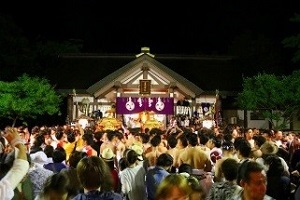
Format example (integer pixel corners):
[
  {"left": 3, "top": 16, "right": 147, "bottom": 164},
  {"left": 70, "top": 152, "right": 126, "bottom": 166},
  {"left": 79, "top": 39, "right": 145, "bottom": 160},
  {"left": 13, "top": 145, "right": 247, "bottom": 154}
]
[
  {"left": 184, "top": 116, "right": 190, "bottom": 127},
  {"left": 119, "top": 149, "right": 147, "bottom": 200},
  {"left": 245, "top": 128, "right": 255, "bottom": 149},
  {"left": 0, "top": 127, "right": 29, "bottom": 200},
  {"left": 274, "top": 130, "right": 284, "bottom": 147}
]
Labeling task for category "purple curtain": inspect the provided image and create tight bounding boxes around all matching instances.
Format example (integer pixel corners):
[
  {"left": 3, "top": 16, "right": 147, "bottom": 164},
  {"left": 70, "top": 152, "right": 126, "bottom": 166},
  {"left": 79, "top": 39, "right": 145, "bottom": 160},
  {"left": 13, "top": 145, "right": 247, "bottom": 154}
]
[{"left": 116, "top": 97, "right": 174, "bottom": 114}]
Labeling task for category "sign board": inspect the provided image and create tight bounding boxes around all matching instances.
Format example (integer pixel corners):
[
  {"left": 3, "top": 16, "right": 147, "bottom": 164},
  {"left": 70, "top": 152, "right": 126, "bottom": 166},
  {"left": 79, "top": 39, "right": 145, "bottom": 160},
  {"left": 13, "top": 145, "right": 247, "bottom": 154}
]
[{"left": 139, "top": 80, "right": 151, "bottom": 95}]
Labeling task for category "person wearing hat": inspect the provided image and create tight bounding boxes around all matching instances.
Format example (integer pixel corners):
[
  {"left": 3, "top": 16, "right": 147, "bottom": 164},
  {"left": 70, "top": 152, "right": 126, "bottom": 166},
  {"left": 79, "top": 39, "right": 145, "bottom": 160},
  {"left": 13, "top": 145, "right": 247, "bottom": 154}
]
[
  {"left": 119, "top": 149, "right": 147, "bottom": 200},
  {"left": 260, "top": 141, "right": 279, "bottom": 155},
  {"left": 130, "top": 143, "right": 144, "bottom": 164},
  {"left": 256, "top": 141, "right": 290, "bottom": 176},
  {"left": 99, "top": 130, "right": 118, "bottom": 158},
  {"left": 101, "top": 148, "right": 120, "bottom": 192}
]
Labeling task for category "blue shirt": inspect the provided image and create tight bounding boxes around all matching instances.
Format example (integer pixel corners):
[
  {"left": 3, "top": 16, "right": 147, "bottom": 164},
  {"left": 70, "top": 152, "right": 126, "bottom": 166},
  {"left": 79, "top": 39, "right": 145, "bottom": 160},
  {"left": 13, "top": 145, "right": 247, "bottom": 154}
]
[{"left": 145, "top": 166, "right": 169, "bottom": 200}]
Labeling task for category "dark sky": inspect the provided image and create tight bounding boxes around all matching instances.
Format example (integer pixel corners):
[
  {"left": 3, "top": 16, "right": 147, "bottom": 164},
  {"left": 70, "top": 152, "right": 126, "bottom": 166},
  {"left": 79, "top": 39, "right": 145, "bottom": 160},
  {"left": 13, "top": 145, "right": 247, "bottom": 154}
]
[{"left": 1, "top": 0, "right": 300, "bottom": 55}]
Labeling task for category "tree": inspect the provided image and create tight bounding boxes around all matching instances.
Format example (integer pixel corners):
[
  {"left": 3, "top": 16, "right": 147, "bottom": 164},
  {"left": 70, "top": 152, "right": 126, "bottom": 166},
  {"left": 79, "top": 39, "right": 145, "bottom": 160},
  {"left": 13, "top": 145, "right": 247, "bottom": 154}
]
[
  {"left": 0, "top": 74, "right": 62, "bottom": 127},
  {"left": 237, "top": 71, "right": 300, "bottom": 129}
]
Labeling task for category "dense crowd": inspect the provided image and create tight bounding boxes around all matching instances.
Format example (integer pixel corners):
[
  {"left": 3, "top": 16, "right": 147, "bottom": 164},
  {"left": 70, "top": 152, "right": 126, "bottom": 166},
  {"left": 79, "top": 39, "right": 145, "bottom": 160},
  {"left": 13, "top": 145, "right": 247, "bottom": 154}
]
[{"left": 0, "top": 119, "right": 300, "bottom": 200}]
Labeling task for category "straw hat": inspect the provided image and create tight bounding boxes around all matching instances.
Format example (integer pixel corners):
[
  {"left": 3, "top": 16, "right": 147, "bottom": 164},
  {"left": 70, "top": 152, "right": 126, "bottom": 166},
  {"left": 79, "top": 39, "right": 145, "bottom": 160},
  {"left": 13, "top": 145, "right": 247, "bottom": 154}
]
[
  {"left": 101, "top": 148, "right": 115, "bottom": 161},
  {"left": 260, "top": 141, "right": 278, "bottom": 155},
  {"left": 130, "top": 144, "right": 144, "bottom": 161}
]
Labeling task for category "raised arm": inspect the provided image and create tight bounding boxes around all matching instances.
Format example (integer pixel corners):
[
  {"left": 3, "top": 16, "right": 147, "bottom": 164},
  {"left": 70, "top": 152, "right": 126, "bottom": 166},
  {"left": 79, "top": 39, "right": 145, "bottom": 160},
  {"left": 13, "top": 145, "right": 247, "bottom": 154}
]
[{"left": 0, "top": 127, "right": 29, "bottom": 199}]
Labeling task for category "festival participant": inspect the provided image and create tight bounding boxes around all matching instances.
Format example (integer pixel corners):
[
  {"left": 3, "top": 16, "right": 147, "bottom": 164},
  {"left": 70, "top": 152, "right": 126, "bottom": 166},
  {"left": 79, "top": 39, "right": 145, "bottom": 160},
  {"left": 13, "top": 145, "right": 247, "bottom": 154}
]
[
  {"left": 178, "top": 133, "right": 212, "bottom": 172},
  {"left": 119, "top": 149, "right": 147, "bottom": 200},
  {"left": 73, "top": 156, "right": 122, "bottom": 200},
  {"left": 0, "top": 127, "right": 30, "bottom": 200},
  {"left": 146, "top": 153, "right": 173, "bottom": 200},
  {"left": 207, "top": 158, "right": 241, "bottom": 199},
  {"left": 34, "top": 173, "right": 69, "bottom": 200},
  {"left": 155, "top": 174, "right": 191, "bottom": 200},
  {"left": 232, "top": 161, "right": 275, "bottom": 200}
]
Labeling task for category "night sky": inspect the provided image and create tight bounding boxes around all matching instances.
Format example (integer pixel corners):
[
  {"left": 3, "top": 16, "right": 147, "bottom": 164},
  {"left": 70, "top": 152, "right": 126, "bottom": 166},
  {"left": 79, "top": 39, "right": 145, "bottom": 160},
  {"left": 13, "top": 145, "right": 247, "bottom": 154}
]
[
  {"left": 1, "top": 0, "right": 300, "bottom": 127},
  {"left": 1, "top": 0, "right": 300, "bottom": 55}
]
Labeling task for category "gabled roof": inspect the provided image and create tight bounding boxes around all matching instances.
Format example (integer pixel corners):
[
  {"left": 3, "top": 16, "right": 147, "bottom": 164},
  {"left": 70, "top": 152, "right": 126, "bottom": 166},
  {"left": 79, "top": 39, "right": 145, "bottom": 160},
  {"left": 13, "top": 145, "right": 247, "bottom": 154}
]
[
  {"left": 51, "top": 49, "right": 240, "bottom": 97},
  {"left": 87, "top": 54, "right": 203, "bottom": 98}
]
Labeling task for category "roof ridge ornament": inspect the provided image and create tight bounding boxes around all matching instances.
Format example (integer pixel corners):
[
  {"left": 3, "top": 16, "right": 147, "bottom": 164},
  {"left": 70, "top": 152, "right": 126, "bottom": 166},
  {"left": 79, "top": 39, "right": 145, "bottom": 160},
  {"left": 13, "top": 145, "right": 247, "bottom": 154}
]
[{"left": 136, "top": 47, "right": 155, "bottom": 58}]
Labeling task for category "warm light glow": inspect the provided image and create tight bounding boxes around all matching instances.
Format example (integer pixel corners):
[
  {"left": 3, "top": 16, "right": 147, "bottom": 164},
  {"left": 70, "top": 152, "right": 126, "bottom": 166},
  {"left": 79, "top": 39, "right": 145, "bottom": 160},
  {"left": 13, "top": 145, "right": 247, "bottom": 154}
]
[
  {"left": 123, "top": 91, "right": 167, "bottom": 94},
  {"left": 203, "top": 120, "right": 214, "bottom": 129},
  {"left": 78, "top": 118, "right": 89, "bottom": 129},
  {"left": 140, "top": 111, "right": 148, "bottom": 123}
]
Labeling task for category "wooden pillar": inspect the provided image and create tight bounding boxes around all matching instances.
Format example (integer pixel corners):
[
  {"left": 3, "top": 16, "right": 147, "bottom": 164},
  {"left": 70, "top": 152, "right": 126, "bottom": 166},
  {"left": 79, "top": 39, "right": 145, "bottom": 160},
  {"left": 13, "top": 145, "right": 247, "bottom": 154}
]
[{"left": 67, "top": 95, "right": 74, "bottom": 122}]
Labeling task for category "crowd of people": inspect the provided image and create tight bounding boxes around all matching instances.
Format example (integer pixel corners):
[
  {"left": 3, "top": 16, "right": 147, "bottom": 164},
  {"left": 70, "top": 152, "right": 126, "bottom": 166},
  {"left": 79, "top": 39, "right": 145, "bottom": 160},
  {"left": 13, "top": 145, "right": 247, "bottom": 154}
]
[{"left": 0, "top": 119, "right": 300, "bottom": 200}]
